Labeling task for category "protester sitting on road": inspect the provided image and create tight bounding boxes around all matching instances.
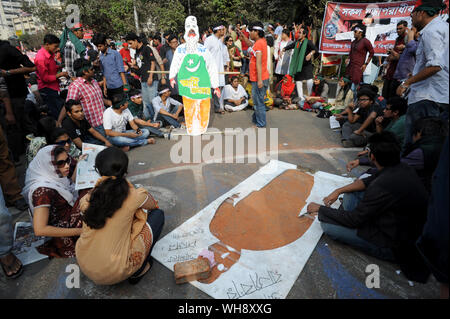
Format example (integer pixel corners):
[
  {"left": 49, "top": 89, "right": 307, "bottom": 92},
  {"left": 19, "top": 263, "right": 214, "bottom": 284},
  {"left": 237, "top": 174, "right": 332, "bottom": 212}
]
[
  {"left": 151, "top": 85, "right": 184, "bottom": 129},
  {"left": 22, "top": 145, "right": 84, "bottom": 258},
  {"left": 26, "top": 120, "right": 81, "bottom": 165},
  {"left": 221, "top": 76, "right": 248, "bottom": 112},
  {"left": 306, "top": 132, "right": 429, "bottom": 281},
  {"left": 26, "top": 116, "right": 56, "bottom": 165},
  {"left": 347, "top": 116, "right": 446, "bottom": 194},
  {"left": 273, "top": 74, "right": 300, "bottom": 110},
  {"left": 329, "top": 77, "right": 354, "bottom": 114},
  {"left": 103, "top": 94, "right": 155, "bottom": 151},
  {"left": 63, "top": 99, "right": 113, "bottom": 149},
  {"left": 401, "top": 117, "right": 447, "bottom": 192},
  {"left": 374, "top": 96, "right": 408, "bottom": 145},
  {"left": 126, "top": 90, "right": 167, "bottom": 138},
  {"left": 359, "top": 83, "right": 386, "bottom": 109},
  {"left": 75, "top": 147, "right": 165, "bottom": 285},
  {"left": 299, "top": 75, "right": 329, "bottom": 112},
  {"left": 340, "top": 88, "right": 383, "bottom": 148}
]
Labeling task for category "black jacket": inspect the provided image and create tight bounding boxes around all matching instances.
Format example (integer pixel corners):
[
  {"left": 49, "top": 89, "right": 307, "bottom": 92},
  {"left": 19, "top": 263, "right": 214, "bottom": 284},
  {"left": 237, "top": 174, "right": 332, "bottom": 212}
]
[{"left": 318, "top": 163, "right": 428, "bottom": 251}]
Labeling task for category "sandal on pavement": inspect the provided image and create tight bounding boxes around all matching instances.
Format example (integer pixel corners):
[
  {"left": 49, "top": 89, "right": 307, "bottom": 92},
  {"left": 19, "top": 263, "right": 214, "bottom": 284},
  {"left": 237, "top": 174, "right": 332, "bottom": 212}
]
[{"left": 0, "top": 253, "right": 23, "bottom": 279}]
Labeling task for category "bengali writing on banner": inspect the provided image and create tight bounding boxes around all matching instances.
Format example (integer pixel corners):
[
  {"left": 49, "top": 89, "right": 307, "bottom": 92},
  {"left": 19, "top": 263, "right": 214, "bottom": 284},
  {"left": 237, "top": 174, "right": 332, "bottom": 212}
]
[
  {"left": 321, "top": 53, "right": 342, "bottom": 66},
  {"left": 319, "top": 0, "right": 449, "bottom": 56}
]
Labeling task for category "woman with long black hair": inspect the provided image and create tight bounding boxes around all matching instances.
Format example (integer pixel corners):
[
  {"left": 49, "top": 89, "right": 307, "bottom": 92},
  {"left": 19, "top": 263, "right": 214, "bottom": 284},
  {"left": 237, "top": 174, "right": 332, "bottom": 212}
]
[
  {"left": 75, "top": 147, "right": 164, "bottom": 285},
  {"left": 299, "top": 75, "right": 329, "bottom": 112},
  {"left": 330, "top": 76, "right": 354, "bottom": 113}
]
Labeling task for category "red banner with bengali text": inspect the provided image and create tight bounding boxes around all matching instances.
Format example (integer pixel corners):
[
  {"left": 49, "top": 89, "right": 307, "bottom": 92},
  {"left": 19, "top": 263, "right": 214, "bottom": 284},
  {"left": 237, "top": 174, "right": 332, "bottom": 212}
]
[{"left": 319, "top": 0, "right": 449, "bottom": 56}]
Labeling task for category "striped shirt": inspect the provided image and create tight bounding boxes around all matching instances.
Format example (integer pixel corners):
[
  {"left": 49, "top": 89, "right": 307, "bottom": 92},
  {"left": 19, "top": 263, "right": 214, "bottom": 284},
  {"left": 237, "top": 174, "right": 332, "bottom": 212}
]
[{"left": 66, "top": 77, "right": 105, "bottom": 128}]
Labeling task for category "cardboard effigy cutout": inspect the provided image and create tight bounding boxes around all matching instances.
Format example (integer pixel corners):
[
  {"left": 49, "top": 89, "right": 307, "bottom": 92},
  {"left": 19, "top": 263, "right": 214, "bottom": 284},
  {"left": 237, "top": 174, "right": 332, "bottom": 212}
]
[{"left": 169, "top": 16, "right": 220, "bottom": 136}]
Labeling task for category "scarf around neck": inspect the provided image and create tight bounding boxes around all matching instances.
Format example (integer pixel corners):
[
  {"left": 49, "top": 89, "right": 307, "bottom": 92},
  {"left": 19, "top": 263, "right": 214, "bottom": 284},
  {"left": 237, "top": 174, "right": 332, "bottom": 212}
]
[{"left": 289, "top": 38, "right": 308, "bottom": 76}]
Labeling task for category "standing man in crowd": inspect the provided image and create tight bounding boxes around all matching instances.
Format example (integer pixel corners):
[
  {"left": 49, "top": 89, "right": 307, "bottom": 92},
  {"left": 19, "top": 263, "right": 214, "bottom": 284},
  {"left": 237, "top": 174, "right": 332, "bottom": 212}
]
[
  {"left": 0, "top": 40, "right": 36, "bottom": 162},
  {"left": 126, "top": 32, "right": 159, "bottom": 121},
  {"left": 205, "top": 23, "right": 228, "bottom": 114},
  {"left": 152, "top": 33, "right": 163, "bottom": 54},
  {"left": 393, "top": 27, "right": 419, "bottom": 95},
  {"left": 344, "top": 24, "right": 374, "bottom": 99},
  {"left": 93, "top": 33, "right": 129, "bottom": 100},
  {"left": 66, "top": 58, "right": 112, "bottom": 137},
  {"left": 63, "top": 23, "right": 89, "bottom": 81},
  {"left": 382, "top": 20, "right": 409, "bottom": 99},
  {"left": 34, "top": 34, "right": 68, "bottom": 124},
  {"left": 239, "top": 24, "right": 251, "bottom": 77},
  {"left": 397, "top": 0, "right": 449, "bottom": 150},
  {"left": 241, "top": 22, "right": 270, "bottom": 128},
  {"left": 283, "top": 26, "right": 317, "bottom": 101}
]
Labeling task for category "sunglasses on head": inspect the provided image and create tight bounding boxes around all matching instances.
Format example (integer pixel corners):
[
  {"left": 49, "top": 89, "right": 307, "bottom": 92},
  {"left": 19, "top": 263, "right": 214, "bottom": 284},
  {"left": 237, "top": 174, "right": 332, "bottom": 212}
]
[
  {"left": 56, "top": 157, "right": 71, "bottom": 168},
  {"left": 55, "top": 139, "right": 72, "bottom": 146}
]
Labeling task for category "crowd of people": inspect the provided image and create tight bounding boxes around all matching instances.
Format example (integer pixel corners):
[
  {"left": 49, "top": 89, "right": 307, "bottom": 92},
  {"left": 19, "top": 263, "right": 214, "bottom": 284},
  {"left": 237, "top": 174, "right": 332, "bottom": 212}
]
[{"left": 0, "top": 0, "right": 448, "bottom": 297}]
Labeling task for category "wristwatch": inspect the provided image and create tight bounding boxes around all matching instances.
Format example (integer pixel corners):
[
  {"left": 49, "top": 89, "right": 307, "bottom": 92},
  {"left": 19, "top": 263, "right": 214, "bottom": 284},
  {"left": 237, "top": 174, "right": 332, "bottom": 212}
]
[{"left": 400, "top": 81, "right": 409, "bottom": 89}]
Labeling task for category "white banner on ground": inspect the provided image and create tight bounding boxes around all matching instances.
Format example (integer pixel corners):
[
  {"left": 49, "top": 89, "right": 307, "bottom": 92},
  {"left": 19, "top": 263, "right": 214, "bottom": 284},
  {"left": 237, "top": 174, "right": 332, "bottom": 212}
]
[{"left": 151, "top": 160, "right": 353, "bottom": 299}]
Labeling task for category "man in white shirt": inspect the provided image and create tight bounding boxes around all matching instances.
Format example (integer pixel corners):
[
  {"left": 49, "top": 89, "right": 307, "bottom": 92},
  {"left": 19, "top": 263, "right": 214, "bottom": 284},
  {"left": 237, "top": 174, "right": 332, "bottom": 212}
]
[
  {"left": 396, "top": 0, "right": 449, "bottom": 150},
  {"left": 151, "top": 85, "right": 184, "bottom": 128},
  {"left": 204, "top": 23, "right": 228, "bottom": 114},
  {"left": 103, "top": 93, "right": 155, "bottom": 150}
]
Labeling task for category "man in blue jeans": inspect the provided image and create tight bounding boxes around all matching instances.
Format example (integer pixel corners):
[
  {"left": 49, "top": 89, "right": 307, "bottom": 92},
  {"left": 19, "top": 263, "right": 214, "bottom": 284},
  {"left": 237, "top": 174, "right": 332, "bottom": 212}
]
[
  {"left": 0, "top": 185, "right": 23, "bottom": 278},
  {"left": 240, "top": 22, "right": 270, "bottom": 128},
  {"left": 126, "top": 32, "right": 159, "bottom": 121},
  {"left": 103, "top": 94, "right": 155, "bottom": 150},
  {"left": 306, "top": 132, "right": 429, "bottom": 272}
]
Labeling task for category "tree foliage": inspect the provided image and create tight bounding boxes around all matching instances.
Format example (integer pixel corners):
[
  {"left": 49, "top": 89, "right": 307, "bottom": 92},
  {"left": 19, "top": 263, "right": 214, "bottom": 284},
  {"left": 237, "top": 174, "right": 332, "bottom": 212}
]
[{"left": 23, "top": 0, "right": 392, "bottom": 38}]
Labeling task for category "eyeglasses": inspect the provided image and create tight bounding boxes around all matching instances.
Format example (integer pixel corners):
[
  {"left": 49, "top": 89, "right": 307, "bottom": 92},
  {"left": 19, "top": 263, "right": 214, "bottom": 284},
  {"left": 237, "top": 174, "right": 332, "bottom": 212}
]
[
  {"left": 358, "top": 98, "right": 370, "bottom": 102},
  {"left": 56, "top": 157, "right": 71, "bottom": 168},
  {"left": 55, "top": 139, "right": 72, "bottom": 146}
]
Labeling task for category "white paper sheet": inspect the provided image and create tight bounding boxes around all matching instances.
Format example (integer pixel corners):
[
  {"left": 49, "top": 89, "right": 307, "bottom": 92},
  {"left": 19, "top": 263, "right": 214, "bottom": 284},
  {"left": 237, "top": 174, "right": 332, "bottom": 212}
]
[
  {"left": 12, "top": 222, "right": 48, "bottom": 266},
  {"left": 329, "top": 115, "right": 341, "bottom": 129},
  {"left": 150, "top": 160, "right": 353, "bottom": 299},
  {"left": 75, "top": 143, "right": 107, "bottom": 190}
]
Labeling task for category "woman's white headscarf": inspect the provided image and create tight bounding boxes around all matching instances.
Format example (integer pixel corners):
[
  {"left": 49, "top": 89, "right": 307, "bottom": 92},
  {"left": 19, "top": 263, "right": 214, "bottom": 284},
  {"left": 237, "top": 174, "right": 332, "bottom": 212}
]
[{"left": 22, "top": 145, "right": 78, "bottom": 213}]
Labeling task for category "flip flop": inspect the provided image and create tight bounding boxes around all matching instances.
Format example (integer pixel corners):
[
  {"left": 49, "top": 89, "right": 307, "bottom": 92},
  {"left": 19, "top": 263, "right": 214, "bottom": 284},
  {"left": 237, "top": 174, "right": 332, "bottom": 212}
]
[{"left": 1, "top": 254, "right": 23, "bottom": 279}]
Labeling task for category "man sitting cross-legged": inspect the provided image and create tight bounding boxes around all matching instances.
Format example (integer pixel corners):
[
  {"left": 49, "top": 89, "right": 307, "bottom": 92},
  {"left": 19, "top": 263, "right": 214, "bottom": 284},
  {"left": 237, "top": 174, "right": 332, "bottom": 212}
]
[
  {"left": 62, "top": 99, "right": 113, "bottom": 149},
  {"left": 151, "top": 85, "right": 184, "bottom": 129},
  {"left": 103, "top": 93, "right": 155, "bottom": 151},
  {"left": 126, "top": 89, "right": 168, "bottom": 139},
  {"left": 306, "top": 132, "right": 430, "bottom": 281}
]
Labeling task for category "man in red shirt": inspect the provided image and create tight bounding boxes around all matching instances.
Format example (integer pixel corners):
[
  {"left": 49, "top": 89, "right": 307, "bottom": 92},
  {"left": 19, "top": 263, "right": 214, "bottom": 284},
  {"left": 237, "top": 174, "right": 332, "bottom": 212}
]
[
  {"left": 239, "top": 24, "right": 250, "bottom": 76},
  {"left": 346, "top": 24, "right": 374, "bottom": 100},
  {"left": 240, "top": 22, "right": 269, "bottom": 128},
  {"left": 119, "top": 42, "right": 132, "bottom": 68},
  {"left": 34, "top": 34, "right": 68, "bottom": 123}
]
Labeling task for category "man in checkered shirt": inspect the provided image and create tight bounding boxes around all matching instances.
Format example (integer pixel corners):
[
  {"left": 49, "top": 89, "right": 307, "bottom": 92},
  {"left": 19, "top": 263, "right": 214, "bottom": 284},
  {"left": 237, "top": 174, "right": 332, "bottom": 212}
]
[
  {"left": 66, "top": 58, "right": 112, "bottom": 137},
  {"left": 64, "top": 23, "right": 91, "bottom": 81}
]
